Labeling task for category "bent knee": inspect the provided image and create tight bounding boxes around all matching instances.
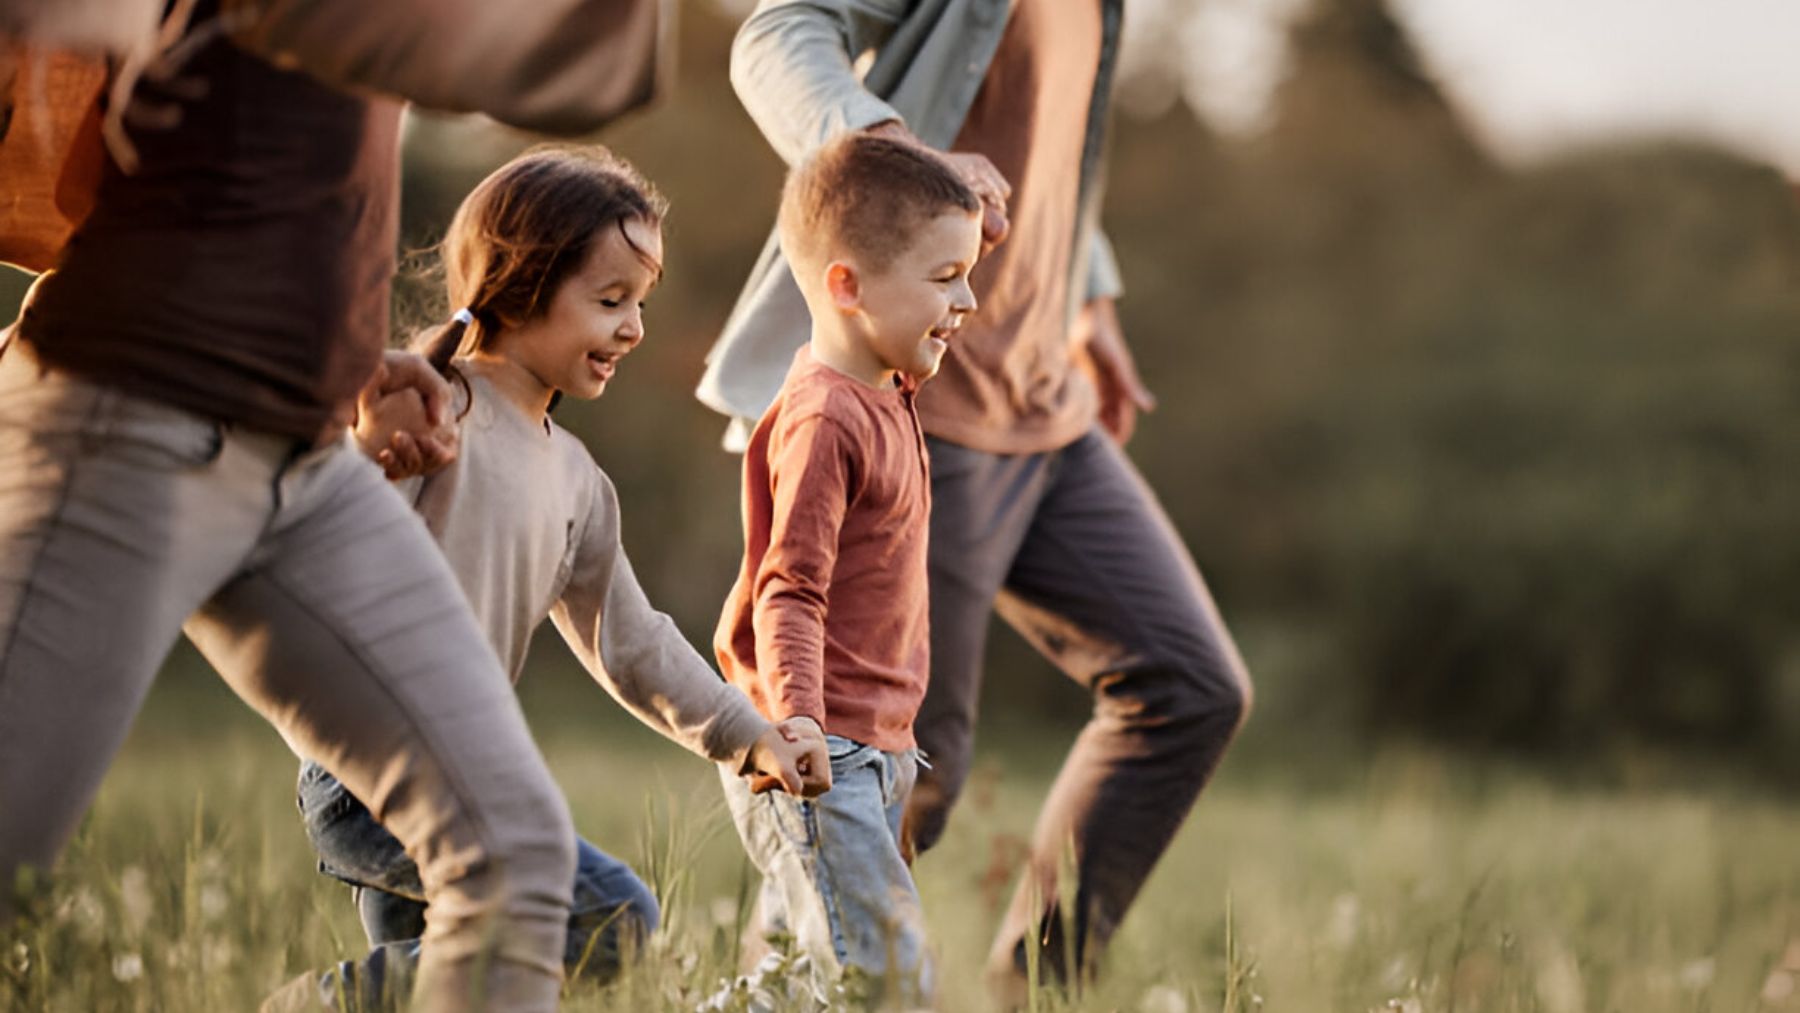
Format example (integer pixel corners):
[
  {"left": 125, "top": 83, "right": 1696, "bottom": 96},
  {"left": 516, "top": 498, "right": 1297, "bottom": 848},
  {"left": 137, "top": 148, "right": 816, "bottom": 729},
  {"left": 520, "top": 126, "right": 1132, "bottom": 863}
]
[
  {"left": 1105, "top": 652, "right": 1252, "bottom": 733},
  {"left": 435, "top": 786, "right": 578, "bottom": 917}
]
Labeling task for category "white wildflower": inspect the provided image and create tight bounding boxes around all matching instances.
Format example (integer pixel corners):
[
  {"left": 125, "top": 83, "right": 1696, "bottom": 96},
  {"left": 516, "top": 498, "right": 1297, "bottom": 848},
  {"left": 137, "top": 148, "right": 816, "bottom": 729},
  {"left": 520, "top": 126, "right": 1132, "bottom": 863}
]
[
  {"left": 119, "top": 865, "right": 153, "bottom": 936},
  {"left": 1379, "top": 957, "right": 1411, "bottom": 991},
  {"left": 1678, "top": 957, "right": 1716, "bottom": 991},
  {"left": 1140, "top": 983, "right": 1190, "bottom": 1013},
  {"left": 111, "top": 952, "right": 144, "bottom": 983},
  {"left": 198, "top": 883, "right": 229, "bottom": 923},
  {"left": 1326, "top": 893, "right": 1360, "bottom": 950}
]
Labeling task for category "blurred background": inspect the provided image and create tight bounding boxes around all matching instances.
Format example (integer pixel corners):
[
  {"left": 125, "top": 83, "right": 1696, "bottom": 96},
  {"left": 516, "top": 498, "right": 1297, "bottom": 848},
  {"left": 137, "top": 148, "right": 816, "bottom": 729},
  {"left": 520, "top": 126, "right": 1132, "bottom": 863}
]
[{"left": 6, "top": 0, "right": 1799, "bottom": 787}]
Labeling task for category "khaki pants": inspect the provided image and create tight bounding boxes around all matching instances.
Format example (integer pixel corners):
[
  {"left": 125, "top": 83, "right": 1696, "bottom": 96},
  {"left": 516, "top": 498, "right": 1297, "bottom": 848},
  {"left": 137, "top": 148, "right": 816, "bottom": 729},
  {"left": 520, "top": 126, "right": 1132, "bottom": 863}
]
[{"left": 0, "top": 337, "right": 575, "bottom": 1011}]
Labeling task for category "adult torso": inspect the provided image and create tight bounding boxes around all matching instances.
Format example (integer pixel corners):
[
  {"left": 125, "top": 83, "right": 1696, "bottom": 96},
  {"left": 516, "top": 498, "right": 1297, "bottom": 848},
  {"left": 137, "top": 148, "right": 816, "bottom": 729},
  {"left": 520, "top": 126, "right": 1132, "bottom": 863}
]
[
  {"left": 915, "top": 0, "right": 1104, "bottom": 455},
  {"left": 20, "top": 0, "right": 402, "bottom": 444}
]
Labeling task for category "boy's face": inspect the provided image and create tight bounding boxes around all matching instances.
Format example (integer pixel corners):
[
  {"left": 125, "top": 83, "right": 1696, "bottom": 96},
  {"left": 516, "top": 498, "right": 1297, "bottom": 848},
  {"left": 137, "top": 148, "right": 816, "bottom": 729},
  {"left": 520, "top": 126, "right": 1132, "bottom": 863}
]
[
  {"left": 848, "top": 209, "right": 982, "bottom": 382},
  {"left": 498, "top": 215, "right": 663, "bottom": 401}
]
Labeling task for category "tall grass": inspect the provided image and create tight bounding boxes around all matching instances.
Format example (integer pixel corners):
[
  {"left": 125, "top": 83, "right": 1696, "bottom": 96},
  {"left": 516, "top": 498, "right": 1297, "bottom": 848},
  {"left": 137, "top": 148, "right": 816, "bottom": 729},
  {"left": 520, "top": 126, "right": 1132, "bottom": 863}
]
[{"left": 4, "top": 670, "right": 1799, "bottom": 1012}]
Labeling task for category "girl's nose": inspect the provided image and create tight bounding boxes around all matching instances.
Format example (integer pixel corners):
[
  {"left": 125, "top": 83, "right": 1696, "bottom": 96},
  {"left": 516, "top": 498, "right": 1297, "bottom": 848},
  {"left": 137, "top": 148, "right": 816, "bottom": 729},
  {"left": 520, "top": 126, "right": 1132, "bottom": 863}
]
[{"left": 619, "top": 310, "right": 645, "bottom": 345}]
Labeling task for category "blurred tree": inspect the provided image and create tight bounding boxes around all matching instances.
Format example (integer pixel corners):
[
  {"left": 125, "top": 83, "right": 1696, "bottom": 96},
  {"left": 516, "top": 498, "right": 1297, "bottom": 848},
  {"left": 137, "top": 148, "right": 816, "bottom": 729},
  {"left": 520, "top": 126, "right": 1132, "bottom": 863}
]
[{"left": 4, "top": 0, "right": 1798, "bottom": 783}]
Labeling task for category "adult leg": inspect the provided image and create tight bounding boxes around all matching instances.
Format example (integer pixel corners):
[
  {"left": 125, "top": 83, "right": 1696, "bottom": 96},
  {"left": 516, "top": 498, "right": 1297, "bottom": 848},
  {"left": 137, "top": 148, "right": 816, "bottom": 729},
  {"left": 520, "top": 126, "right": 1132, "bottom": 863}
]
[
  {"left": 903, "top": 438, "right": 1048, "bottom": 855},
  {"left": 0, "top": 342, "right": 266, "bottom": 911},
  {"left": 989, "top": 430, "right": 1252, "bottom": 984},
  {"left": 186, "top": 444, "right": 575, "bottom": 1012}
]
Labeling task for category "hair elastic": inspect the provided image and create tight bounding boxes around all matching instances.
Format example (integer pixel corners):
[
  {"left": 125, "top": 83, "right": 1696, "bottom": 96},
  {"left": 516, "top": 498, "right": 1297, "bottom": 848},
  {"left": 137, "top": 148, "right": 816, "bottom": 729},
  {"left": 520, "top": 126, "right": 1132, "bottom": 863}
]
[{"left": 452, "top": 308, "right": 475, "bottom": 326}]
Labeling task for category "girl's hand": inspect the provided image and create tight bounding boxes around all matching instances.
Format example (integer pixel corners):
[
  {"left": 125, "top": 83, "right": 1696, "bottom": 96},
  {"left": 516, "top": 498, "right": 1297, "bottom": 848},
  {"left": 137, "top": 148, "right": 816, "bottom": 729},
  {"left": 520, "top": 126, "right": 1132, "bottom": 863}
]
[
  {"left": 745, "top": 716, "right": 831, "bottom": 797},
  {"left": 355, "top": 351, "right": 460, "bottom": 478}
]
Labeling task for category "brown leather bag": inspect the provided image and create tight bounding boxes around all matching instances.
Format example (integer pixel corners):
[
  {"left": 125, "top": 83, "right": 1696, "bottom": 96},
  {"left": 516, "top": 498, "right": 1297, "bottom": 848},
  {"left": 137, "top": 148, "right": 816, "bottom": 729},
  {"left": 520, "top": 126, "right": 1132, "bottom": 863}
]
[{"left": 0, "top": 44, "right": 107, "bottom": 272}]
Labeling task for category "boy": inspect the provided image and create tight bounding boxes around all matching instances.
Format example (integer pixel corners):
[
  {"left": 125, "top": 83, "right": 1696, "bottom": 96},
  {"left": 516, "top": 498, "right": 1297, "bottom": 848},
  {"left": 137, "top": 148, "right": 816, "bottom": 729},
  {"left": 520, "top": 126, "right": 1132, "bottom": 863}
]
[{"left": 715, "top": 132, "right": 983, "bottom": 1000}]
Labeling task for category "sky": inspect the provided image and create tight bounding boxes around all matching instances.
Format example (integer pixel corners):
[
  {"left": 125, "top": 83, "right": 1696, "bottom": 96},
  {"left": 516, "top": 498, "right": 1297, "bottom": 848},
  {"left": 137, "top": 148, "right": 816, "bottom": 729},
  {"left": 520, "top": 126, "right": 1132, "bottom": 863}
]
[{"left": 1125, "top": 0, "right": 1800, "bottom": 176}]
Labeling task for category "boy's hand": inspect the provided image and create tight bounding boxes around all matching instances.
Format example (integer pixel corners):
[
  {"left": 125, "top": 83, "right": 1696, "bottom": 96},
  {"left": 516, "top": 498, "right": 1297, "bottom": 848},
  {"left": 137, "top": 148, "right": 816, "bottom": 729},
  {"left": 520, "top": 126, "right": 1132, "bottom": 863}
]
[
  {"left": 746, "top": 716, "right": 831, "bottom": 798},
  {"left": 355, "top": 350, "right": 459, "bottom": 478}
]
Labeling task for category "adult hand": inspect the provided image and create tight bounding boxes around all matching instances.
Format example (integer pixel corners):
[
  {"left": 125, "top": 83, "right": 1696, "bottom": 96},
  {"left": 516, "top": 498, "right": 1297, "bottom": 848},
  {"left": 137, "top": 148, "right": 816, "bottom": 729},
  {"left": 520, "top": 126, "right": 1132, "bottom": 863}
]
[
  {"left": 746, "top": 715, "right": 832, "bottom": 797},
  {"left": 864, "top": 120, "right": 1011, "bottom": 251},
  {"left": 354, "top": 350, "right": 460, "bottom": 479},
  {"left": 1073, "top": 297, "right": 1156, "bottom": 445}
]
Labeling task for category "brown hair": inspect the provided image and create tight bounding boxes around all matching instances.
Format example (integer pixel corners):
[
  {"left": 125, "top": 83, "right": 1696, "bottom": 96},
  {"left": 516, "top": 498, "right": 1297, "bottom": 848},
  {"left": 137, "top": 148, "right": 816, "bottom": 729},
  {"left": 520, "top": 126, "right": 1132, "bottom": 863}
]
[
  {"left": 417, "top": 145, "right": 667, "bottom": 403},
  {"left": 778, "top": 133, "right": 980, "bottom": 276}
]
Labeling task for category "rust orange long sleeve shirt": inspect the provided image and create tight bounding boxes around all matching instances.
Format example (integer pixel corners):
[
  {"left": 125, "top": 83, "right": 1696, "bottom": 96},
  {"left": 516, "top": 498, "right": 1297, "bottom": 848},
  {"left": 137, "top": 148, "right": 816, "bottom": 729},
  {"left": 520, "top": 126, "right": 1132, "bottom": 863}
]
[{"left": 715, "top": 347, "right": 931, "bottom": 752}]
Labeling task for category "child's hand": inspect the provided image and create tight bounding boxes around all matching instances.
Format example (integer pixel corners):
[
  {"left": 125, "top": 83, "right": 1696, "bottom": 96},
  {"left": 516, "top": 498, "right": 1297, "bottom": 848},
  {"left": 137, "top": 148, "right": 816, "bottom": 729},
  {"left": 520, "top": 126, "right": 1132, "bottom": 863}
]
[
  {"left": 746, "top": 717, "right": 831, "bottom": 798},
  {"left": 355, "top": 351, "right": 459, "bottom": 479}
]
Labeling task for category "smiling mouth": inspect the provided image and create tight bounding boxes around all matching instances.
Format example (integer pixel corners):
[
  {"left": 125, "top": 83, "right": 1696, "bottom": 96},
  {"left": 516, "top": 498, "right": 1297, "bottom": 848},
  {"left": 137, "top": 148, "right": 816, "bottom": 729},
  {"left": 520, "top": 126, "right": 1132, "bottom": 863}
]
[{"left": 588, "top": 351, "right": 621, "bottom": 377}]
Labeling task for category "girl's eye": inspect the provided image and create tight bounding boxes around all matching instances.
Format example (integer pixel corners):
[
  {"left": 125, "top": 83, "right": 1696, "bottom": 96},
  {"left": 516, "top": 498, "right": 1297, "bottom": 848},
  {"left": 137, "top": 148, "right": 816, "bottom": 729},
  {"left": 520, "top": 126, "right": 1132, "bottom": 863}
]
[{"left": 600, "top": 299, "right": 621, "bottom": 309}]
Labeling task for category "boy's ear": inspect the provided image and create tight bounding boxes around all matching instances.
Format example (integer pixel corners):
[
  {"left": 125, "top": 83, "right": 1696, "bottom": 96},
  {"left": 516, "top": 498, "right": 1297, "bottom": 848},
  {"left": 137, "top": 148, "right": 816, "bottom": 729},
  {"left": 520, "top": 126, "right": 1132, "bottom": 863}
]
[{"left": 824, "top": 261, "right": 861, "bottom": 312}]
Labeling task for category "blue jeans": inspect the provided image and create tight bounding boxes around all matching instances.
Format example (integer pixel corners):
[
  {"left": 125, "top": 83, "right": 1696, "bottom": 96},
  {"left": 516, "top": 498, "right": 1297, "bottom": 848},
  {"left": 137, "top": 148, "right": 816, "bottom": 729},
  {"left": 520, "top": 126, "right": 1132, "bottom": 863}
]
[
  {"left": 720, "top": 735, "right": 930, "bottom": 1001},
  {"left": 297, "top": 760, "right": 657, "bottom": 979}
]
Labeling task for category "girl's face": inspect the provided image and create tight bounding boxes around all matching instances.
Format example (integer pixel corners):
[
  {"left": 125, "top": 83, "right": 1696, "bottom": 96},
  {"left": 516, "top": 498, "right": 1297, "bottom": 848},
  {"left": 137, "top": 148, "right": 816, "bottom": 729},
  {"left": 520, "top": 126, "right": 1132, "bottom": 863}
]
[{"left": 493, "top": 215, "right": 663, "bottom": 402}]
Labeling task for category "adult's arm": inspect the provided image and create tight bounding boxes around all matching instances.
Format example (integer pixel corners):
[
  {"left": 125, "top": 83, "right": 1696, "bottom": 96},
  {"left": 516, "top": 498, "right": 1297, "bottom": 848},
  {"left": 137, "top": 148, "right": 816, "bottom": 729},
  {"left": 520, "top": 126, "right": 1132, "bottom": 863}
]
[
  {"left": 225, "top": 0, "right": 669, "bottom": 134},
  {"left": 728, "top": 0, "right": 912, "bottom": 166}
]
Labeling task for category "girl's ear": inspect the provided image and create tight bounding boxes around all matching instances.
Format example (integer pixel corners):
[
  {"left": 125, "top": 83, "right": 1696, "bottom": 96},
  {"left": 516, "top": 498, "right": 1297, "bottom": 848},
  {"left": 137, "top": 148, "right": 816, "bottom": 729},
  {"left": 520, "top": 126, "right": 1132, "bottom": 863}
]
[{"left": 825, "top": 261, "right": 861, "bottom": 313}]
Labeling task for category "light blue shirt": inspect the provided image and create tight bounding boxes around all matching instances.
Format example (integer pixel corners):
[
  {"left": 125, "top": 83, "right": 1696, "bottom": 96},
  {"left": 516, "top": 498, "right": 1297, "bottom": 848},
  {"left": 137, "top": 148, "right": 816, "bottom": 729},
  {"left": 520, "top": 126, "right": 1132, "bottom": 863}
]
[{"left": 695, "top": 0, "right": 1126, "bottom": 446}]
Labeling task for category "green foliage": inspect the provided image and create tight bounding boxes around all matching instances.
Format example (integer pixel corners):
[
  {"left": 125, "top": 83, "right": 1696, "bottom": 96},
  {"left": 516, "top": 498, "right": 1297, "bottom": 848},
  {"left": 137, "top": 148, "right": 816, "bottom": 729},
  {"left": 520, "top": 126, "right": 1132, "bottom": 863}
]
[{"left": 4, "top": 0, "right": 1798, "bottom": 775}]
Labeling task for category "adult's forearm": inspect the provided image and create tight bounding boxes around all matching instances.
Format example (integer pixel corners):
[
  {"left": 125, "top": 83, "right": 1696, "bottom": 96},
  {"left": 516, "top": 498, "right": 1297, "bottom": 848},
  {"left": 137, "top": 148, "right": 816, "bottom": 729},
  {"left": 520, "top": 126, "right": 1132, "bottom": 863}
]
[
  {"left": 227, "top": 0, "right": 666, "bottom": 134},
  {"left": 729, "top": 2, "right": 904, "bottom": 165}
]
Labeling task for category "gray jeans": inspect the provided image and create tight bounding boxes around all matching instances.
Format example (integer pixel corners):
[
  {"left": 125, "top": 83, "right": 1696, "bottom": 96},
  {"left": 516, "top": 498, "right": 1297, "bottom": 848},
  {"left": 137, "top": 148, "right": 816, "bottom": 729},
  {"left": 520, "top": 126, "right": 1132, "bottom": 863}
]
[
  {"left": 0, "top": 336, "right": 575, "bottom": 1011},
  {"left": 721, "top": 735, "right": 930, "bottom": 1002},
  {"left": 909, "top": 428, "right": 1253, "bottom": 983}
]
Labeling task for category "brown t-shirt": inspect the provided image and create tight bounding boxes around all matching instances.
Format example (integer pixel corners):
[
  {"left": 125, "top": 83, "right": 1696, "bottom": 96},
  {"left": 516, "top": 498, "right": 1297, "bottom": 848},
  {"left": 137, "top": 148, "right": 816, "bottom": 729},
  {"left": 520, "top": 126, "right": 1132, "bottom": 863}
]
[
  {"left": 916, "top": 0, "right": 1104, "bottom": 454},
  {"left": 715, "top": 347, "right": 931, "bottom": 752},
  {"left": 19, "top": 4, "right": 401, "bottom": 444}
]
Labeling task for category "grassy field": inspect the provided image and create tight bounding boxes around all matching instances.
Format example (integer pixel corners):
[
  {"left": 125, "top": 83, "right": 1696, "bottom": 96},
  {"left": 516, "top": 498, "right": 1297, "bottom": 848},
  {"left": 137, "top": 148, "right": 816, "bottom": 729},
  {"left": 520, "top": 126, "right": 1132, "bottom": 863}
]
[{"left": 4, "top": 656, "right": 1798, "bottom": 1013}]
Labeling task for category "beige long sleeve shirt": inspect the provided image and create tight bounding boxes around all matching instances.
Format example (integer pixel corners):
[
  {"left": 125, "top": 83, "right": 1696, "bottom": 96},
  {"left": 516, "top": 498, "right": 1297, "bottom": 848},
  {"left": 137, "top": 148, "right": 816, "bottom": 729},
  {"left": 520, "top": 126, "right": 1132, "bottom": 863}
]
[{"left": 402, "top": 370, "right": 771, "bottom": 768}]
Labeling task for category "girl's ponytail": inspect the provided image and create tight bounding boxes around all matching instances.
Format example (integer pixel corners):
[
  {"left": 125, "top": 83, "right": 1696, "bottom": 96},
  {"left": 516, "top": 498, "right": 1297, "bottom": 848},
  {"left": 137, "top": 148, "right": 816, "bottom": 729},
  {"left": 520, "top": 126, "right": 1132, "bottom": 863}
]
[{"left": 422, "top": 307, "right": 476, "bottom": 376}]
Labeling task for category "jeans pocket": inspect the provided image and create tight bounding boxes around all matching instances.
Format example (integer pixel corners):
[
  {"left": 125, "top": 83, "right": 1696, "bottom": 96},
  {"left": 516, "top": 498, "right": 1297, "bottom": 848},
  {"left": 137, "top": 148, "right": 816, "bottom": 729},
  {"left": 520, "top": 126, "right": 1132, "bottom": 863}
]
[
  {"left": 769, "top": 794, "right": 815, "bottom": 851},
  {"left": 825, "top": 735, "right": 877, "bottom": 774},
  {"left": 90, "top": 391, "right": 224, "bottom": 470}
]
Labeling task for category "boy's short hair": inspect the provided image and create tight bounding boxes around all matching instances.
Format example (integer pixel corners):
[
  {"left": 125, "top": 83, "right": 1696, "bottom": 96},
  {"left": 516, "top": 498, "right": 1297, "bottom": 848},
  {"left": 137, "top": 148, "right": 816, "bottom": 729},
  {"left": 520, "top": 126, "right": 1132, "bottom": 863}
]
[{"left": 779, "top": 133, "right": 981, "bottom": 276}]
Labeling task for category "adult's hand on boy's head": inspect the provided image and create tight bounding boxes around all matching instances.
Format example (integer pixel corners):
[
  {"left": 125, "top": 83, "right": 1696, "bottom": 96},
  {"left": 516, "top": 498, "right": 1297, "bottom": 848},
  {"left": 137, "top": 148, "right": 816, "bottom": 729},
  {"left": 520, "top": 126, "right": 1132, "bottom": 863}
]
[
  {"left": 1073, "top": 296, "right": 1156, "bottom": 446},
  {"left": 746, "top": 716, "right": 831, "bottom": 797},
  {"left": 941, "top": 149, "right": 1012, "bottom": 251},
  {"left": 862, "top": 120, "right": 1011, "bottom": 251}
]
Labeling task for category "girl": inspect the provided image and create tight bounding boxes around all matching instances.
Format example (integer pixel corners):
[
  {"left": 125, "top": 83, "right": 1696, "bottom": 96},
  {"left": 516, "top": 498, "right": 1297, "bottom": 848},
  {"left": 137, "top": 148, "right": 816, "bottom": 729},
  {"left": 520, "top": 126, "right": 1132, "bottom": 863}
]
[{"left": 293, "top": 146, "right": 828, "bottom": 989}]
